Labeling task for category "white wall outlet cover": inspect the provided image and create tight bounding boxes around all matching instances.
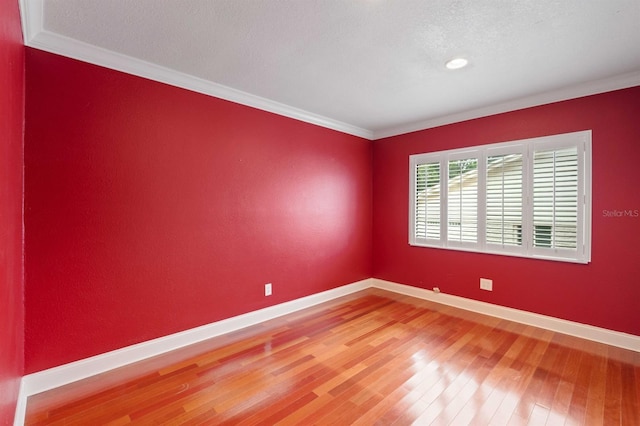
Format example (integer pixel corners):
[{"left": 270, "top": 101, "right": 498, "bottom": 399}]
[{"left": 480, "top": 278, "right": 493, "bottom": 291}]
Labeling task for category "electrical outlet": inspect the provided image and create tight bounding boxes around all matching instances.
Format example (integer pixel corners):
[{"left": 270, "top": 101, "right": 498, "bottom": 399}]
[
  {"left": 265, "top": 283, "right": 272, "bottom": 296},
  {"left": 480, "top": 278, "right": 493, "bottom": 291}
]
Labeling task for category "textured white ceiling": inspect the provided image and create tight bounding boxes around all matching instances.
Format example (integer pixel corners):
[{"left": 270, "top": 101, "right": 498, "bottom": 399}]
[{"left": 21, "top": 0, "right": 640, "bottom": 139}]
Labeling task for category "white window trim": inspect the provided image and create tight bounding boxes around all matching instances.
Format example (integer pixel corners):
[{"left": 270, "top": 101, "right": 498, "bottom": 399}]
[{"left": 409, "top": 130, "right": 592, "bottom": 264}]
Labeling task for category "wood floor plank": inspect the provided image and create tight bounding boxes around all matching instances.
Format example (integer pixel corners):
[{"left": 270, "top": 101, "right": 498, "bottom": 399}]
[
  {"left": 603, "top": 358, "right": 623, "bottom": 425},
  {"left": 24, "top": 289, "right": 640, "bottom": 425},
  {"left": 583, "top": 352, "right": 607, "bottom": 425},
  {"left": 620, "top": 362, "right": 640, "bottom": 425}
]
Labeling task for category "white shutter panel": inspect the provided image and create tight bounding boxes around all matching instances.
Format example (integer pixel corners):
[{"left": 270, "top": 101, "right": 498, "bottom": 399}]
[
  {"left": 486, "top": 154, "right": 523, "bottom": 247},
  {"left": 414, "top": 163, "right": 427, "bottom": 240},
  {"left": 414, "top": 162, "right": 441, "bottom": 240},
  {"left": 448, "top": 158, "right": 477, "bottom": 243},
  {"left": 425, "top": 163, "right": 441, "bottom": 240},
  {"left": 533, "top": 147, "right": 578, "bottom": 249}
]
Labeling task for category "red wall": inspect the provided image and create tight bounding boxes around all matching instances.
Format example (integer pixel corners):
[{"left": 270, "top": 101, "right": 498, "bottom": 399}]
[
  {"left": 0, "top": 0, "right": 24, "bottom": 423},
  {"left": 20, "top": 43, "right": 639, "bottom": 376},
  {"left": 24, "top": 50, "right": 372, "bottom": 373},
  {"left": 373, "top": 86, "right": 640, "bottom": 336}
]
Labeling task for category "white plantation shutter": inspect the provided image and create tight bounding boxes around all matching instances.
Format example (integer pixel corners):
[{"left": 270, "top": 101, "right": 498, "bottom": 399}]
[
  {"left": 486, "top": 153, "right": 523, "bottom": 248},
  {"left": 533, "top": 147, "right": 578, "bottom": 248},
  {"left": 425, "top": 164, "right": 441, "bottom": 240},
  {"left": 409, "top": 130, "right": 590, "bottom": 263},
  {"left": 414, "top": 162, "right": 441, "bottom": 241},
  {"left": 448, "top": 158, "right": 478, "bottom": 244},
  {"left": 414, "top": 164, "right": 427, "bottom": 240},
  {"left": 410, "top": 156, "right": 442, "bottom": 245}
]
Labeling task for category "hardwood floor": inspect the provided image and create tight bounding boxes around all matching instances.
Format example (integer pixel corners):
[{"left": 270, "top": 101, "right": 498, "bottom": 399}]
[{"left": 25, "top": 289, "right": 640, "bottom": 425}]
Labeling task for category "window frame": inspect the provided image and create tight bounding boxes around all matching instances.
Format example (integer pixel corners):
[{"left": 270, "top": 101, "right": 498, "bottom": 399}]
[{"left": 409, "top": 130, "right": 592, "bottom": 264}]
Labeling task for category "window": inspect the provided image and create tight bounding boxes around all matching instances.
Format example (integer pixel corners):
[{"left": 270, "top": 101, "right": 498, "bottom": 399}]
[{"left": 409, "top": 130, "right": 591, "bottom": 263}]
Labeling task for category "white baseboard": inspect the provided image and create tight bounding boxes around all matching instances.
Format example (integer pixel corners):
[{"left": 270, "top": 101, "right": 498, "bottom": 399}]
[
  {"left": 14, "top": 277, "right": 639, "bottom": 425},
  {"left": 14, "top": 278, "right": 372, "bottom": 425},
  {"left": 12, "top": 380, "right": 27, "bottom": 426},
  {"left": 371, "top": 278, "right": 640, "bottom": 353}
]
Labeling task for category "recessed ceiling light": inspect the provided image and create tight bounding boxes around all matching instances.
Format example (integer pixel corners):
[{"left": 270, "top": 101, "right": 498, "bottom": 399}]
[{"left": 445, "top": 58, "right": 469, "bottom": 70}]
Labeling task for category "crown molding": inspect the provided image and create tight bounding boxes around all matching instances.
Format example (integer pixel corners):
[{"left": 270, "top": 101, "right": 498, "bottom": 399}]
[
  {"left": 18, "top": 0, "right": 39, "bottom": 45},
  {"left": 372, "top": 71, "right": 640, "bottom": 140},
  {"left": 18, "top": 0, "right": 373, "bottom": 140},
  {"left": 17, "top": 0, "right": 640, "bottom": 142}
]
